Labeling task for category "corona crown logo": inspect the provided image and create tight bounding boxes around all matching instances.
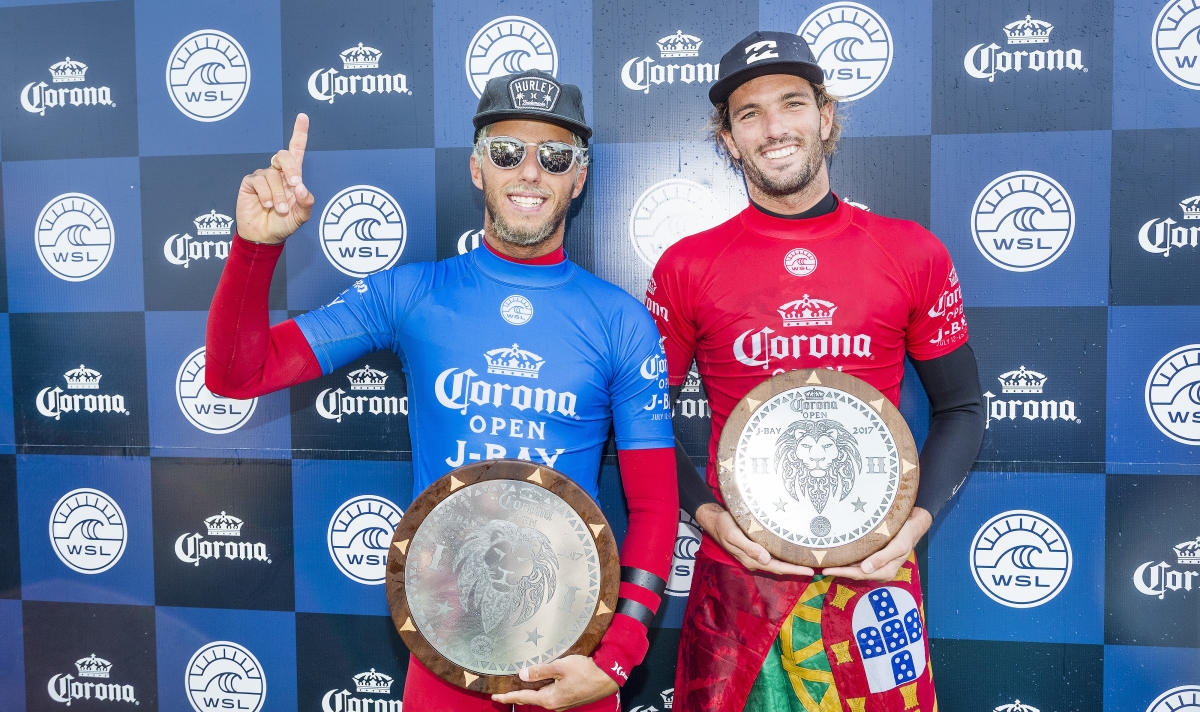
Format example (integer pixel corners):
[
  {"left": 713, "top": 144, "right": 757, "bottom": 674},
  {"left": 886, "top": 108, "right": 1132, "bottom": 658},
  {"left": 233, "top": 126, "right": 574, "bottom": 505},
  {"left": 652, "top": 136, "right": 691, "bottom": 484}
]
[{"left": 485, "top": 344, "right": 546, "bottom": 379}]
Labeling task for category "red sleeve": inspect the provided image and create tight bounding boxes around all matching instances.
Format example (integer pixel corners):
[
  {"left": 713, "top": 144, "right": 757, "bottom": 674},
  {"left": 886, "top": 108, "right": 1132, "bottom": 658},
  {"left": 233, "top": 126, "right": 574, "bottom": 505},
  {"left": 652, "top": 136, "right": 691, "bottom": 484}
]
[
  {"left": 904, "top": 240, "right": 969, "bottom": 360},
  {"left": 204, "top": 234, "right": 323, "bottom": 399},
  {"left": 590, "top": 446, "right": 677, "bottom": 685}
]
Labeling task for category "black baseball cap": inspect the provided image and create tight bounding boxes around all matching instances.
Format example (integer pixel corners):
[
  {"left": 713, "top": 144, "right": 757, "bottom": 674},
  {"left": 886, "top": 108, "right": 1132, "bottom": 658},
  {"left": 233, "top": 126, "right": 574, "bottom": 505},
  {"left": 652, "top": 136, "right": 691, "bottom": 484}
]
[
  {"left": 472, "top": 69, "right": 592, "bottom": 142},
  {"left": 709, "top": 30, "right": 825, "bottom": 105}
]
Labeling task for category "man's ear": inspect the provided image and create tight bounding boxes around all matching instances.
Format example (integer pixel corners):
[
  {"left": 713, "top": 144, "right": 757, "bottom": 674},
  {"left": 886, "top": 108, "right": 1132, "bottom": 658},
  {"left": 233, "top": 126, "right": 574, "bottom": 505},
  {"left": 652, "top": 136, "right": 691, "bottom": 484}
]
[{"left": 470, "top": 152, "right": 484, "bottom": 190}]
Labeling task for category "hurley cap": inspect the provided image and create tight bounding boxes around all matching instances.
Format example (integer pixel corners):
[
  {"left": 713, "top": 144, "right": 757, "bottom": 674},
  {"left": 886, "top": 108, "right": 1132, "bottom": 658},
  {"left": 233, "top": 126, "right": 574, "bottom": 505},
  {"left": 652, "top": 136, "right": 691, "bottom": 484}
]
[
  {"left": 709, "top": 30, "right": 825, "bottom": 105},
  {"left": 472, "top": 69, "right": 592, "bottom": 142}
]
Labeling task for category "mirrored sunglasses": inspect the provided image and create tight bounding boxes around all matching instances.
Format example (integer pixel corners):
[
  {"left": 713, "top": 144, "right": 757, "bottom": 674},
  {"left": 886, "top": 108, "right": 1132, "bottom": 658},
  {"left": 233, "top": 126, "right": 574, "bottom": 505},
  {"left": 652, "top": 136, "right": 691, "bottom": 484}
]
[{"left": 480, "top": 136, "right": 585, "bottom": 175}]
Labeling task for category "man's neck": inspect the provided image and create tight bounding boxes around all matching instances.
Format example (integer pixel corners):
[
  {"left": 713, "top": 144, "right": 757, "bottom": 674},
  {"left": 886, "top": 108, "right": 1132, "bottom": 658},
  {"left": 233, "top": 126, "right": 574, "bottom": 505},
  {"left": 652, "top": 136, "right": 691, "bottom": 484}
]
[
  {"left": 752, "top": 190, "right": 837, "bottom": 219},
  {"left": 483, "top": 233, "right": 566, "bottom": 264}
]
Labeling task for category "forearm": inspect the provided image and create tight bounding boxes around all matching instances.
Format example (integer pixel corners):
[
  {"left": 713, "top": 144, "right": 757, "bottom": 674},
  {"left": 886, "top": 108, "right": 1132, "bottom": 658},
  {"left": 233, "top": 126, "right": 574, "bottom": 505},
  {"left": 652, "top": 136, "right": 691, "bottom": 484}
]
[{"left": 911, "top": 343, "right": 985, "bottom": 520}]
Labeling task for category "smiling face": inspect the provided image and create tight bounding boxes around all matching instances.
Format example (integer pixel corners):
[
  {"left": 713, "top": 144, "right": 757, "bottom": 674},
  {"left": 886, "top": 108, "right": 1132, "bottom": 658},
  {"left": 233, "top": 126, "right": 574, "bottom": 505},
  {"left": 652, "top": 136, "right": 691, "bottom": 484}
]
[
  {"left": 720, "top": 73, "right": 834, "bottom": 214},
  {"left": 470, "top": 119, "right": 588, "bottom": 257}
]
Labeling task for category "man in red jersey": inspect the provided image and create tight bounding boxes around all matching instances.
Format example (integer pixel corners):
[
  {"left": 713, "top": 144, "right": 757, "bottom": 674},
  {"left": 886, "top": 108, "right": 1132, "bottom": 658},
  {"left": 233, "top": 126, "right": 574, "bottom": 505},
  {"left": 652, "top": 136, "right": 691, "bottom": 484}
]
[{"left": 646, "top": 31, "right": 985, "bottom": 711}]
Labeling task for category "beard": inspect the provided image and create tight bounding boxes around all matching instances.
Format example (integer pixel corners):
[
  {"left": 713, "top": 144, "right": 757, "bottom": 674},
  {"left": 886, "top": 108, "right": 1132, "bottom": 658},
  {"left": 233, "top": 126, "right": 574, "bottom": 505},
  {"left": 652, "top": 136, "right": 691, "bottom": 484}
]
[
  {"left": 482, "top": 176, "right": 572, "bottom": 248},
  {"left": 738, "top": 135, "right": 826, "bottom": 199}
]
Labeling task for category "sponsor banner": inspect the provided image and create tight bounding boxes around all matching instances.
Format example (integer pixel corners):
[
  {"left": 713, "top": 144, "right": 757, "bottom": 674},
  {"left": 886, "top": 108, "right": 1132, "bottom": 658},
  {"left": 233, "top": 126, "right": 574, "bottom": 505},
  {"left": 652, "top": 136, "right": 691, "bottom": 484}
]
[
  {"left": 1109, "top": 128, "right": 1200, "bottom": 306},
  {"left": 144, "top": 311, "right": 290, "bottom": 458},
  {"left": 0, "top": 600, "right": 23, "bottom": 704},
  {"left": 433, "top": 146, "right": 486, "bottom": 260},
  {"left": 931, "top": 638, "right": 1103, "bottom": 712},
  {"left": 1113, "top": 0, "right": 1200, "bottom": 130},
  {"left": 1106, "top": 306, "right": 1200, "bottom": 473},
  {"left": 281, "top": 0, "right": 434, "bottom": 150},
  {"left": 0, "top": 457, "right": 17, "bottom": 598},
  {"left": 926, "top": 470, "right": 1104, "bottom": 643},
  {"left": 153, "top": 606, "right": 296, "bottom": 712},
  {"left": 619, "top": 627, "right": 679, "bottom": 712},
  {"left": 15, "top": 454, "right": 153, "bottom": 605},
  {"left": 1103, "top": 645, "right": 1200, "bottom": 711},
  {"left": 151, "top": 458, "right": 295, "bottom": 611},
  {"left": 931, "top": 130, "right": 1110, "bottom": 306},
  {"left": 291, "top": 458, "right": 412, "bottom": 615},
  {"left": 294, "top": 612, "right": 408, "bottom": 710}
]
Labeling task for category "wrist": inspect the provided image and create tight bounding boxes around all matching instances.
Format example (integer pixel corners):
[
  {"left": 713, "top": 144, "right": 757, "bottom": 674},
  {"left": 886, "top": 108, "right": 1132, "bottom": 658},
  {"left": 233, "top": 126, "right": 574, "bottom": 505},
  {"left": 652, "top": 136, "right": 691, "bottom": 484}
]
[{"left": 695, "top": 502, "right": 725, "bottom": 534}]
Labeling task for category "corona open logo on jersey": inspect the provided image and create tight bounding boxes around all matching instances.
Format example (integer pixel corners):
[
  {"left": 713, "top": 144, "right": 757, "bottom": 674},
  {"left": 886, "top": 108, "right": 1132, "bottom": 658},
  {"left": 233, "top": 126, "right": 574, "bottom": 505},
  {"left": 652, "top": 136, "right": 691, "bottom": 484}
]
[
  {"left": 1144, "top": 344, "right": 1200, "bottom": 445},
  {"left": 1153, "top": 0, "right": 1200, "bottom": 90},
  {"left": 163, "top": 210, "right": 233, "bottom": 269},
  {"left": 629, "top": 179, "right": 724, "bottom": 268},
  {"left": 673, "top": 368, "right": 711, "bottom": 421},
  {"left": 621, "top": 30, "right": 718, "bottom": 95},
  {"left": 35, "top": 193, "right": 115, "bottom": 282},
  {"left": 926, "top": 268, "right": 968, "bottom": 350},
  {"left": 1147, "top": 685, "right": 1200, "bottom": 712},
  {"left": 1139, "top": 194, "right": 1200, "bottom": 258},
  {"left": 458, "top": 228, "right": 485, "bottom": 255},
  {"left": 166, "top": 29, "right": 250, "bottom": 122},
  {"left": 733, "top": 295, "right": 873, "bottom": 372},
  {"left": 37, "top": 364, "right": 129, "bottom": 421},
  {"left": 1132, "top": 534, "right": 1199, "bottom": 600},
  {"left": 964, "top": 14, "right": 1086, "bottom": 83},
  {"left": 176, "top": 346, "right": 258, "bottom": 434},
  {"left": 639, "top": 350, "right": 671, "bottom": 420},
  {"left": 993, "top": 702, "right": 1040, "bottom": 712},
  {"left": 321, "top": 668, "right": 399, "bottom": 712},
  {"left": 185, "top": 641, "right": 266, "bottom": 712},
  {"left": 500, "top": 294, "right": 534, "bottom": 325},
  {"left": 47, "top": 653, "right": 139, "bottom": 707},
  {"left": 982, "top": 365, "right": 1080, "bottom": 430},
  {"left": 308, "top": 42, "right": 412, "bottom": 105},
  {"left": 465, "top": 16, "right": 558, "bottom": 98},
  {"left": 665, "top": 511, "right": 701, "bottom": 597},
  {"left": 174, "top": 511, "right": 271, "bottom": 568},
  {"left": 970, "top": 509, "right": 1072, "bottom": 608},
  {"left": 49, "top": 488, "right": 127, "bottom": 574},
  {"left": 798, "top": 2, "right": 893, "bottom": 101},
  {"left": 783, "top": 247, "right": 817, "bottom": 277},
  {"left": 20, "top": 57, "right": 116, "bottom": 117},
  {"left": 850, "top": 587, "right": 926, "bottom": 693},
  {"left": 316, "top": 363, "right": 409, "bottom": 423},
  {"left": 318, "top": 185, "right": 407, "bottom": 277},
  {"left": 327, "top": 495, "right": 404, "bottom": 585},
  {"left": 971, "top": 171, "right": 1075, "bottom": 272}
]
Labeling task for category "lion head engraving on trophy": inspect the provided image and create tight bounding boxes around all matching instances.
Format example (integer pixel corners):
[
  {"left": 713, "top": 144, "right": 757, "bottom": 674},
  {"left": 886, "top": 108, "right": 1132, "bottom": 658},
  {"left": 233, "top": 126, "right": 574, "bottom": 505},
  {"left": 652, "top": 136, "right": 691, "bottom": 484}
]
[
  {"left": 454, "top": 519, "right": 559, "bottom": 633},
  {"left": 774, "top": 418, "right": 863, "bottom": 513}
]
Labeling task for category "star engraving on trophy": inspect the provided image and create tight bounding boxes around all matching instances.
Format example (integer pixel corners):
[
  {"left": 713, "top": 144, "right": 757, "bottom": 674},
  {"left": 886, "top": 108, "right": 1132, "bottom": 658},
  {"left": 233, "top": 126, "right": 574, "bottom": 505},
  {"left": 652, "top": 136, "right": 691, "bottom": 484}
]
[
  {"left": 774, "top": 497, "right": 790, "bottom": 512},
  {"left": 432, "top": 600, "right": 453, "bottom": 617},
  {"left": 526, "top": 628, "right": 543, "bottom": 645},
  {"left": 852, "top": 498, "right": 867, "bottom": 512}
]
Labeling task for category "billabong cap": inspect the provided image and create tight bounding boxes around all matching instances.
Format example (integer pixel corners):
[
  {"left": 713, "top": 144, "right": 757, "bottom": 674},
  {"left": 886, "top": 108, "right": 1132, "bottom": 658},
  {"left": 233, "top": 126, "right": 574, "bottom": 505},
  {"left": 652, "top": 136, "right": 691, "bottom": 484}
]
[
  {"left": 709, "top": 31, "right": 825, "bottom": 105},
  {"left": 473, "top": 69, "right": 592, "bottom": 141}
]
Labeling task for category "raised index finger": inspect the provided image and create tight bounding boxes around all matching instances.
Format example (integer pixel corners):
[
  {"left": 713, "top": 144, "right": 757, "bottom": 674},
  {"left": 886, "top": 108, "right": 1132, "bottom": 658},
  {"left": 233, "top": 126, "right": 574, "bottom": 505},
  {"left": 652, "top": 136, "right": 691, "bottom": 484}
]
[{"left": 288, "top": 113, "right": 309, "bottom": 163}]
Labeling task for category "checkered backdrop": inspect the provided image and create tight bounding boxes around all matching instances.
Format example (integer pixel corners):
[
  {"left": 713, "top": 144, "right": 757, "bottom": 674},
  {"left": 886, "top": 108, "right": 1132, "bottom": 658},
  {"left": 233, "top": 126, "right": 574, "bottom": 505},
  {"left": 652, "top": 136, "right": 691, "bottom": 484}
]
[{"left": 1, "top": 1, "right": 1198, "bottom": 711}]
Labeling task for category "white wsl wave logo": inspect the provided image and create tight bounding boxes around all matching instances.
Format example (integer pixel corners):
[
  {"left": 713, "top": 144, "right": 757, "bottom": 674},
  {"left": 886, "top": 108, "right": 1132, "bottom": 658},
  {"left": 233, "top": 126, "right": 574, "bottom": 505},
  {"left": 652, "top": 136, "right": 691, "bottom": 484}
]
[
  {"left": 629, "top": 179, "right": 725, "bottom": 267},
  {"left": 1146, "top": 685, "right": 1200, "bottom": 712},
  {"left": 1144, "top": 344, "right": 1200, "bottom": 445},
  {"left": 970, "top": 509, "right": 1072, "bottom": 608},
  {"left": 465, "top": 16, "right": 558, "bottom": 98},
  {"left": 176, "top": 347, "right": 258, "bottom": 434},
  {"left": 49, "top": 488, "right": 127, "bottom": 574},
  {"left": 36, "top": 193, "right": 115, "bottom": 282},
  {"left": 971, "top": 171, "right": 1075, "bottom": 272},
  {"left": 665, "top": 511, "right": 701, "bottom": 597},
  {"left": 185, "top": 641, "right": 265, "bottom": 712},
  {"left": 319, "top": 185, "right": 407, "bottom": 277},
  {"left": 798, "top": 2, "right": 893, "bottom": 101},
  {"left": 1153, "top": 0, "right": 1200, "bottom": 90},
  {"left": 327, "top": 495, "right": 404, "bottom": 585},
  {"left": 166, "top": 29, "right": 251, "bottom": 122}
]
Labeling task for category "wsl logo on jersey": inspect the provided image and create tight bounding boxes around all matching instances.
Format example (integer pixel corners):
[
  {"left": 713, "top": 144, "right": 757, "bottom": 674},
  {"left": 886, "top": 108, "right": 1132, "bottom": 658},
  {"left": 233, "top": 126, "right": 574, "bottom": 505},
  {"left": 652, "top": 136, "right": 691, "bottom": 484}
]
[
  {"left": 49, "top": 488, "right": 127, "bottom": 574},
  {"left": 316, "top": 364, "right": 409, "bottom": 423},
  {"left": 621, "top": 30, "right": 718, "bottom": 95},
  {"left": 47, "top": 654, "right": 139, "bottom": 707},
  {"left": 37, "top": 364, "right": 129, "bottom": 421},
  {"left": 629, "top": 179, "right": 724, "bottom": 267},
  {"left": 1144, "top": 344, "right": 1200, "bottom": 445},
  {"left": 1147, "top": 686, "right": 1200, "bottom": 712},
  {"left": 308, "top": 42, "right": 412, "bottom": 105},
  {"left": 1153, "top": 0, "right": 1200, "bottom": 90},
  {"left": 851, "top": 587, "right": 926, "bottom": 693},
  {"left": 465, "top": 16, "right": 558, "bottom": 98},
  {"left": 964, "top": 15, "right": 1086, "bottom": 83},
  {"left": 982, "top": 365, "right": 1080, "bottom": 430},
  {"left": 1132, "top": 534, "right": 1199, "bottom": 600},
  {"left": 319, "top": 185, "right": 407, "bottom": 277},
  {"left": 327, "top": 495, "right": 404, "bottom": 585},
  {"left": 1139, "top": 195, "right": 1200, "bottom": 258},
  {"left": 321, "top": 669, "right": 399, "bottom": 712},
  {"left": 185, "top": 641, "right": 265, "bottom": 712},
  {"left": 733, "top": 296, "right": 873, "bottom": 371},
  {"left": 972, "top": 171, "right": 1075, "bottom": 272},
  {"left": 164, "top": 210, "right": 233, "bottom": 269},
  {"left": 970, "top": 509, "right": 1072, "bottom": 608},
  {"left": 665, "top": 511, "right": 701, "bottom": 597},
  {"left": 175, "top": 511, "right": 272, "bottom": 568},
  {"left": 798, "top": 2, "right": 893, "bottom": 101},
  {"left": 166, "top": 29, "right": 251, "bottom": 122},
  {"left": 36, "top": 193, "right": 115, "bottom": 282},
  {"left": 176, "top": 347, "right": 258, "bottom": 434},
  {"left": 784, "top": 247, "right": 817, "bottom": 277},
  {"left": 500, "top": 294, "right": 534, "bottom": 325},
  {"left": 21, "top": 57, "right": 116, "bottom": 117}
]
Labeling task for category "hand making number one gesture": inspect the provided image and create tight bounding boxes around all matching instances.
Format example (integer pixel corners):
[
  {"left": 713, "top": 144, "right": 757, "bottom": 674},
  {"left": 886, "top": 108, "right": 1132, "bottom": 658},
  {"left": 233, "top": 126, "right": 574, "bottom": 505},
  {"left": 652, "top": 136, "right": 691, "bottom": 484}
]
[{"left": 236, "top": 113, "right": 314, "bottom": 245}]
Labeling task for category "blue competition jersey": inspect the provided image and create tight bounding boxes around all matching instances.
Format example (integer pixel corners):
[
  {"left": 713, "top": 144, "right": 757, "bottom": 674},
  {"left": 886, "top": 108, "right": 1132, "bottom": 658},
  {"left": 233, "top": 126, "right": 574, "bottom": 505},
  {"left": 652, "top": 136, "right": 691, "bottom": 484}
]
[{"left": 294, "top": 246, "right": 674, "bottom": 497}]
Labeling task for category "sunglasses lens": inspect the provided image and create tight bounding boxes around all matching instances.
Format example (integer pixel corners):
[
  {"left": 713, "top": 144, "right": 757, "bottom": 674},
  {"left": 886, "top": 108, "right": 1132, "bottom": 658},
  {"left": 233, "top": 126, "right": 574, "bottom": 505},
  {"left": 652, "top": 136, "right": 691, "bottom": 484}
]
[
  {"left": 488, "top": 138, "right": 525, "bottom": 169},
  {"left": 537, "top": 143, "right": 576, "bottom": 174}
]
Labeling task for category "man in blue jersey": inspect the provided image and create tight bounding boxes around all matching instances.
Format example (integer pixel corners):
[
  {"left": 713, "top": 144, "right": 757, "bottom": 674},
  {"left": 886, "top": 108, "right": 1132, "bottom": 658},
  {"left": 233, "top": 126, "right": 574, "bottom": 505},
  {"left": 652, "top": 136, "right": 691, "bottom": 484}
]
[{"left": 206, "top": 69, "right": 678, "bottom": 712}]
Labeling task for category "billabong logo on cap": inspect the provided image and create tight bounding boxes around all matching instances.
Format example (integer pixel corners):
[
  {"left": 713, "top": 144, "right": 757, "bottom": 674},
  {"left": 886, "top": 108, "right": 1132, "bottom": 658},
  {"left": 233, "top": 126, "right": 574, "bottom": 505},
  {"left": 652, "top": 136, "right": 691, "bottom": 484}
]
[
  {"left": 508, "top": 75, "right": 560, "bottom": 111},
  {"left": 743, "top": 40, "right": 780, "bottom": 65}
]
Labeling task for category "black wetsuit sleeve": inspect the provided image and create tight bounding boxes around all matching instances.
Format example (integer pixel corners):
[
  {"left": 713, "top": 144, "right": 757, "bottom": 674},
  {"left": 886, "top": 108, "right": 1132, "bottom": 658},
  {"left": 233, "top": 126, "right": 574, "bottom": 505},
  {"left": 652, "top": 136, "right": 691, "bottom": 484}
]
[{"left": 671, "top": 385, "right": 719, "bottom": 519}]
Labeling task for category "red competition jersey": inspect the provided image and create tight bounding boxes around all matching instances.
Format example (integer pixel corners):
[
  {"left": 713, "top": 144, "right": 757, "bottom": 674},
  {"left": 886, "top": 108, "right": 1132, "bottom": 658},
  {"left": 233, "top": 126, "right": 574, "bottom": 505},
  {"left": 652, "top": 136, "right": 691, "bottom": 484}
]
[{"left": 648, "top": 199, "right": 968, "bottom": 480}]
